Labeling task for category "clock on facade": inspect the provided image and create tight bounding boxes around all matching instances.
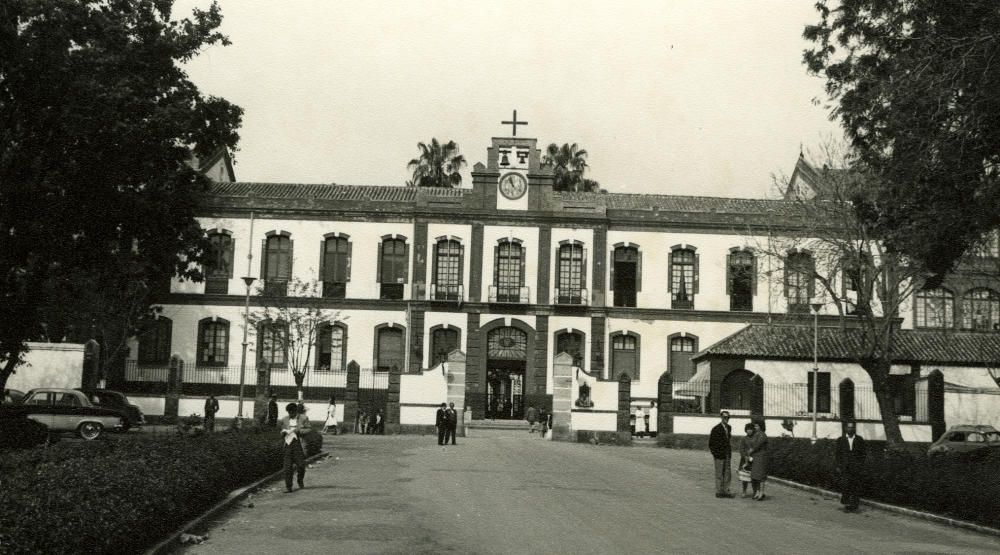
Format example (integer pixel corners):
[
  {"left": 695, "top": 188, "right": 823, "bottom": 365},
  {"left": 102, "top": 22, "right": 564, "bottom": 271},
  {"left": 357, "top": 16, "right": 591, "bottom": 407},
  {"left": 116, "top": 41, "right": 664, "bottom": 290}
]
[{"left": 498, "top": 172, "right": 527, "bottom": 200}]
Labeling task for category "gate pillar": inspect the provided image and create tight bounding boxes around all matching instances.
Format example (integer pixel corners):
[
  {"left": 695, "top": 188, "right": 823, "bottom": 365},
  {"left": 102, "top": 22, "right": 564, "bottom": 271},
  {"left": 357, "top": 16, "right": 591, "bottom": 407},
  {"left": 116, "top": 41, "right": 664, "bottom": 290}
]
[
  {"left": 343, "top": 360, "right": 360, "bottom": 434},
  {"left": 551, "top": 352, "right": 573, "bottom": 441},
  {"left": 446, "top": 350, "right": 467, "bottom": 436}
]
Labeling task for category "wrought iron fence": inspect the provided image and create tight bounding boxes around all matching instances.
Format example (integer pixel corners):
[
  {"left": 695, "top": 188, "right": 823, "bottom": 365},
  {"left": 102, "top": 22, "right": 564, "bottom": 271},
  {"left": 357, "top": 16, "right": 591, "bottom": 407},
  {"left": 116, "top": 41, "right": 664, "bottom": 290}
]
[{"left": 120, "top": 361, "right": 170, "bottom": 395}]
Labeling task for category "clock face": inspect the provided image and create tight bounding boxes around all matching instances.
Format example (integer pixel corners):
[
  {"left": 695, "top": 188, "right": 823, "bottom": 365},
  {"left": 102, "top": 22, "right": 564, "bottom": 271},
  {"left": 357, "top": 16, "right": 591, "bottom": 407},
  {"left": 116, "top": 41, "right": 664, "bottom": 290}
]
[{"left": 499, "top": 172, "right": 527, "bottom": 200}]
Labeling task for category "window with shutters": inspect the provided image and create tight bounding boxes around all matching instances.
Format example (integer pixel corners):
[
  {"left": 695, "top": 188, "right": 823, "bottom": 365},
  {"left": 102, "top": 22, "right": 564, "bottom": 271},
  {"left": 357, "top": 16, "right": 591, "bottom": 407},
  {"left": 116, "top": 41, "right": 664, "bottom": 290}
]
[
  {"left": 205, "top": 232, "right": 234, "bottom": 294},
  {"left": 555, "top": 330, "right": 585, "bottom": 370},
  {"left": 670, "top": 248, "right": 696, "bottom": 309},
  {"left": 258, "top": 321, "right": 288, "bottom": 367},
  {"left": 375, "top": 326, "right": 404, "bottom": 372},
  {"left": 612, "top": 246, "right": 639, "bottom": 307},
  {"left": 137, "top": 317, "right": 172, "bottom": 365},
  {"left": 961, "top": 288, "right": 1000, "bottom": 331},
  {"left": 433, "top": 239, "right": 462, "bottom": 300},
  {"left": 611, "top": 332, "right": 639, "bottom": 381},
  {"left": 806, "top": 371, "right": 831, "bottom": 413},
  {"left": 557, "top": 242, "right": 585, "bottom": 304},
  {"left": 431, "top": 327, "right": 460, "bottom": 367},
  {"left": 669, "top": 335, "right": 696, "bottom": 382},
  {"left": 321, "top": 236, "right": 350, "bottom": 299},
  {"left": 728, "top": 250, "right": 754, "bottom": 311},
  {"left": 379, "top": 238, "right": 407, "bottom": 300},
  {"left": 263, "top": 234, "right": 292, "bottom": 296},
  {"left": 493, "top": 240, "right": 524, "bottom": 303},
  {"left": 197, "top": 318, "right": 229, "bottom": 367},
  {"left": 915, "top": 287, "right": 954, "bottom": 329},
  {"left": 315, "top": 323, "right": 346, "bottom": 371},
  {"left": 784, "top": 251, "right": 814, "bottom": 313}
]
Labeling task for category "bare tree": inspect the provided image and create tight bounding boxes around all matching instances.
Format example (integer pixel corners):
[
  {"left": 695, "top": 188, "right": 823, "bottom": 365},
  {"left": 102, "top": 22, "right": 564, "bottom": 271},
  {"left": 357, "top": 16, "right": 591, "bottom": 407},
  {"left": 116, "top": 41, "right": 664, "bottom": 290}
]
[{"left": 249, "top": 278, "right": 342, "bottom": 401}]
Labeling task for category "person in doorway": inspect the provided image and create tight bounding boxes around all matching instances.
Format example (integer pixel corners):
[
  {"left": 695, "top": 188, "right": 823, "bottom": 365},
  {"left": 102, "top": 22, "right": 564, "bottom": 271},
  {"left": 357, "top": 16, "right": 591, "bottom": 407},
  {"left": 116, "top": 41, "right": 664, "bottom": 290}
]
[
  {"left": 373, "top": 408, "right": 385, "bottom": 435},
  {"left": 204, "top": 394, "right": 219, "bottom": 433},
  {"left": 835, "top": 421, "right": 867, "bottom": 512},
  {"left": 708, "top": 410, "right": 733, "bottom": 498},
  {"left": 538, "top": 407, "right": 549, "bottom": 438},
  {"left": 445, "top": 402, "right": 458, "bottom": 445},
  {"left": 322, "top": 396, "right": 338, "bottom": 434},
  {"left": 525, "top": 404, "right": 539, "bottom": 434},
  {"left": 629, "top": 409, "right": 637, "bottom": 437},
  {"left": 648, "top": 401, "right": 658, "bottom": 438},
  {"left": 436, "top": 402, "right": 448, "bottom": 445},
  {"left": 738, "top": 422, "right": 756, "bottom": 498},
  {"left": 634, "top": 406, "right": 646, "bottom": 438},
  {"left": 278, "top": 402, "right": 311, "bottom": 493},
  {"left": 748, "top": 421, "right": 769, "bottom": 500},
  {"left": 266, "top": 394, "right": 279, "bottom": 428}
]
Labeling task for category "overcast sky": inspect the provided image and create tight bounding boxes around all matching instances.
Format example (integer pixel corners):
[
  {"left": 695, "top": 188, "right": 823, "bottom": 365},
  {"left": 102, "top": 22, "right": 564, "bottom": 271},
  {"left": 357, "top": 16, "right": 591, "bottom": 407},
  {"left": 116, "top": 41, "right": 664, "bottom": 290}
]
[{"left": 175, "top": 0, "right": 844, "bottom": 199}]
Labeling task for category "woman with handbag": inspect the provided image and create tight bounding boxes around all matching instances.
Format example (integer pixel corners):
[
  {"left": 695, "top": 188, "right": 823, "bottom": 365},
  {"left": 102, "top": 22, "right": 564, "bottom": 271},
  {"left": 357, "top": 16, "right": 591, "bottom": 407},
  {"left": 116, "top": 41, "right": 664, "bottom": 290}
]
[
  {"left": 747, "top": 421, "right": 770, "bottom": 501},
  {"left": 738, "top": 422, "right": 755, "bottom": 498}
]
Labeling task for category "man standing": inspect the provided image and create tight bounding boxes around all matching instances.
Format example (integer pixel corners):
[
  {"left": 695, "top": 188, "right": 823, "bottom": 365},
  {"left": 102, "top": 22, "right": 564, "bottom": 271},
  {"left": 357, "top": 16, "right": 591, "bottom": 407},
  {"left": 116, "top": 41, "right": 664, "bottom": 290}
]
[
  {"left": 204, "top": 394, "right": 219, "bottom": 433},
  {"left": 278, "top": 402, "right": 311, "bottom": 493},
  {"left": 525, "top": 404, "right": 539, "bottom": 434},
  {"left": 709, "top": 411, "right": 733, "bottom": 498},
  {"left": 835, "top": 421, "right": 867, "bottom": 512},
  {"left": 445, "top": 402, "right": 458, "bottom": 445},
  {"left": 266, "top": 394, "right": 279, "bottom": 427},
  {"left": 436, "top": 402, "right": 448, "bottom": 445}
]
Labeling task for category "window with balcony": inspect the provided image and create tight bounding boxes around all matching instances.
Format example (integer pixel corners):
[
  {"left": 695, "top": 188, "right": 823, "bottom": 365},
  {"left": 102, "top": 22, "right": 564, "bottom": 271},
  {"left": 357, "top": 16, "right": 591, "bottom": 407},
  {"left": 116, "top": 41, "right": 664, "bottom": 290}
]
[
  {"left": 205, "top": 231, "right": 234, "bottom": 294},
  {"left": 378, "top": 237, "right": 408, "bottom": 300},
  {"left": 914, "top": 287, "right": 954, "bottom": 329},
  {"left": 197, "top": 318, "right": 229, "bottom": 367},
  {"left": 315, "top": 323, "right": 346, "bottom": 371},
  {"left": 727, "top": 250, "right": 754, "bottom": 311},
  {"left": 669, "top": 247, "right": 698, "bottom": 309},
  {"left": 612, "top": 245, "right": 640, "bottom": 307},
  {"left": 262, "top": 233, "right": 292, "bottom": 296},
  {"left": 433, "top": 239, "right": 463, "bottom": 300},
  {"left": 321, "top": 235, "right": 351, "bottom": 299},
  {"left": 784, "top": 251, "right": 815, "bottom": 313},
  {"left": 556, "top": 242, "right": 586, "bottom": 304},
  {"left": 492, "top": 239, "right": 527, "bottom": 303},
  {"left": 962, "top": 288, "right": 1000, "bottom": 331}
]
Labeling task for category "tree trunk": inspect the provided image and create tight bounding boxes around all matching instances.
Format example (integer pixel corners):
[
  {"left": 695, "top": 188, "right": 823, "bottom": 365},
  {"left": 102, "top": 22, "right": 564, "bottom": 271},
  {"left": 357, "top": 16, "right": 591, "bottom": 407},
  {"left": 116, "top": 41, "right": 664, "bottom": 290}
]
[
  {"left": 294, "top": 371, "right": 305, "bottom": 401},
  {"left": 0, "top": 357, "right": 19, "bottom": 394},
  {"left": 870, "top": 371, "right": 905, "bottom": 448}
]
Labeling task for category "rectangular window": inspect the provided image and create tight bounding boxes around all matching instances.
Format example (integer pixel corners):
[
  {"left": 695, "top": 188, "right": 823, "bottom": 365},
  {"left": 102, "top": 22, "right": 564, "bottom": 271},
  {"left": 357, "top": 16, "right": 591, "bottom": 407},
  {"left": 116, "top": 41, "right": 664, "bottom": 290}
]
[
  {"left": 198, "top": 321, "right": 229, "bottom": 366},
  {"left": 669, "top": 336, "right": 696, "bottom": 382},
  {"left": 671, "top": 249, "right": 696, "bottom": 309},
  {"left": 729, "top": 251, "right": 753, "bottom": 311},
  {"left": 888, "top": 374, "right": 915, "bottom": 416},
  {"left": 205, "top": 233, "right": 234, "bottom": 294},
  {"left": 322, "top": 237, "right": 350, "bottom": 299},
  {"left": 806, "top": 372, "right": 831, "bottom": 413},
  {"left": 434, "top": 240, "right": 462, "bottom": 300},
  {"left": 494, "top": 241, "right": 523, "bottom": 302},
  {"left": 557, "top": 243, "right": 584, "bottom": 304},
  {"left": 316, "top": 325, "right": 344, "bottom": 371},
  {"left": 613, "top": 247, "right": 639, "bottom": 308},
  {"left": 785, "top": 253, "right": 814, "bottom": 313},
  {"left": 260, "top": 323, "right": 287, "bottom": 367}
]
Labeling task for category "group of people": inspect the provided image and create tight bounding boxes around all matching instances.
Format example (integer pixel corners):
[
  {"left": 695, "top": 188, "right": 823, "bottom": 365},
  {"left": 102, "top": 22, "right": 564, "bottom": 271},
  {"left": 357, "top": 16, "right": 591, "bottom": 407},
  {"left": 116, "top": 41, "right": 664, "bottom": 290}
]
[
  {"left": 354, "top": 407, "right": 385, "bottom": 435},
  {"left": 630, "top": 401, "right": 658, "bottom": 438},
  {"left": 435, "top": 402, "right": 460, "bottom": 445},
  {"left": 709, "top": 410, "right": 868, "bottom": 511},
  {"left": 525, "top": 405, "right": 552, "bottom": 437}
]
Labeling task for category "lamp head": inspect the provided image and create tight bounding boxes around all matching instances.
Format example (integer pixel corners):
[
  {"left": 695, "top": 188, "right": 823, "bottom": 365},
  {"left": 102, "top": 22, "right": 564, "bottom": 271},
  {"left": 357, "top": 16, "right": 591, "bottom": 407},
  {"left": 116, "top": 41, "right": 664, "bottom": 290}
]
[{"left": 242, "top": 276, "right": 257, "bottom": 287}]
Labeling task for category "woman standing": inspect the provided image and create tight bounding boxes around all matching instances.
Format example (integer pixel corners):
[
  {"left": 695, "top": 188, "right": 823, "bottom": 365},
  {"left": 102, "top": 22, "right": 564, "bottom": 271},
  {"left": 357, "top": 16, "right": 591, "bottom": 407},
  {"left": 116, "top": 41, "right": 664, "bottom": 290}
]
[
  {"left": 747, "top": 421, "right": 769, "bottom": 500},
  {"left": 738, "top": 422, "right": 756, "bottom": 498},
  {"left": 321, "top": 396, "right": 338, "bottom": 434}
]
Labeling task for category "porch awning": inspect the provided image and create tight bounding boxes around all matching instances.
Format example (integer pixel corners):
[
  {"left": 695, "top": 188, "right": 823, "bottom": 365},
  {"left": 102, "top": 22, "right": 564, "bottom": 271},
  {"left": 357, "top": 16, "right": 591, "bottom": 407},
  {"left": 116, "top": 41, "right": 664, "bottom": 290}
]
[{"left": 675, "top": 365, "right": 711, "bottom": 396}]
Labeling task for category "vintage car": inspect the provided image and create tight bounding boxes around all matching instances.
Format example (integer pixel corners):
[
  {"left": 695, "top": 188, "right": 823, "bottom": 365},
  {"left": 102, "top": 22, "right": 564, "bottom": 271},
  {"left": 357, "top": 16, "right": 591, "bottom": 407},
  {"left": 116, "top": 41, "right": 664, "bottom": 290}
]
[
  {"left": 927, "top": 425, "right": 1000, "bottom": 456},
  {"left": 1, "top": 388, "right": 126, "bottom": 440},
  {"left": 78, "top": 389, "right": 145, "bottom": 431},
  {"left": 2, "top": 388, "right": 24, "bottom": 404}
]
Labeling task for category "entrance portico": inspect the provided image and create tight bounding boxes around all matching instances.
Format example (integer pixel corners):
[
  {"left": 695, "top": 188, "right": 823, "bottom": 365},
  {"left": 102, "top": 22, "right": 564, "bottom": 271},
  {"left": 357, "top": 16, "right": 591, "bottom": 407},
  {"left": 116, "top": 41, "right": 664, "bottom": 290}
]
[{"left": 467, "top": 317, "right": 547, "bottom": 420}]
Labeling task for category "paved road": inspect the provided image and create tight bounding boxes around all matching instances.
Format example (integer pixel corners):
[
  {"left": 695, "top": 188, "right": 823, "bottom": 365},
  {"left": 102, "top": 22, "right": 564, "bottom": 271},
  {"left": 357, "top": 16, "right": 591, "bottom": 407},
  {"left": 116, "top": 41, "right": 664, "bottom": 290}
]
[{"left": 181, "top": 435, "right": 999, "bottom": 554}]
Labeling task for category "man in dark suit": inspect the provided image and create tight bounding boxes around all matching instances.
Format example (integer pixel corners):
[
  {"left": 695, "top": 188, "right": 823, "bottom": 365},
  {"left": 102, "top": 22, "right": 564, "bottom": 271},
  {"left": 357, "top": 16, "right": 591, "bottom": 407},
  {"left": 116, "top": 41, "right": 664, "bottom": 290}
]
[
  {"left": 445, "top": 402, "right": 458, "bottom": 445},
  {"left": 204, "top": 395, "right": 219, "bottom": 432},
  {"left": 435, "top": 402, "right": 447, "bottom": 445},
  {"left": 708, "top": 410, "right": 733, "bottom": 498},
  {"left": 835, "top": 420, "right": 867, "bottom": 512}
]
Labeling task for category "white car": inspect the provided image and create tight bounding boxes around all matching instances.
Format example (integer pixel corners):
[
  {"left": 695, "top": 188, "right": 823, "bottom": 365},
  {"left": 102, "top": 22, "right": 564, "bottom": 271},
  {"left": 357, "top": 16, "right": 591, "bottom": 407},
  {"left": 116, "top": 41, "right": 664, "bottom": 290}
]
[{"left": 13, "top": 388, "right": 126, "bottom": 440}]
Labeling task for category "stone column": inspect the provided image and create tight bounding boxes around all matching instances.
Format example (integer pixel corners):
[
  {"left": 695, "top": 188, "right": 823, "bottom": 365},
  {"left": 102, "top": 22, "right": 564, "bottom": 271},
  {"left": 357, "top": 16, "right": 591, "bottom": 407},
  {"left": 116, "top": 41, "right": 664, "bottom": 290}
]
[
  {"left": 253, "top": 366, "right": 270, "bottom": 424},
  {"left": 343, "top": 360, "right": 360, "bottom": 433},
  {"left": 446, "top": 350, "right": 467, "bottom": 436},
  {"left": 164, "top": 355, "right": 184, "bottom": 423},
  {"left": 552, "top": 352, "right": 573, "bottom": 441},
  {"left": 385, "top": 363, "right": 401, "bottom": 435}
]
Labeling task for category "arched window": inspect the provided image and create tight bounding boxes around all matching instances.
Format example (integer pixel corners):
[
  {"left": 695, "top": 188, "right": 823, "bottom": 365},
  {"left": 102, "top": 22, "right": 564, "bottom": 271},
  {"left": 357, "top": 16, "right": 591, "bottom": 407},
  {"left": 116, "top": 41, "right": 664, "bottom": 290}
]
[
  {"left": 315, "top": 323, "right": 346, "bottom": 371},
  {"left": 555, "top": 330, "right": 585, "bottom": 370},
  {"left": 378, "top": 237, "right": 408, "bottom": 300},
  {"left": 914, "top": 288, "right": 954, "bottom": 329},
  {"left": 669, "top": 247, "right": 698, "bottom": 309},
  {"left": 611, "top": 332, "right": 640, "bottom": 381},
  {"left": 493, "top": 240, "right": 525, "bottom": 303},
  {"left": 727, "top": 249, "right": 755, "bottom": 311},
  {"left": 430, "top": 327, "right": 460, "bottom": 367},
  {"left": 205, "top": 231, "right": 234, "bottom": 294},
  {"left": 784, "top": 251, "right": 815, "bottom": 313},
  {"left": 962, "top": 288, "right": 1000, "bottom": 331},
  {"left": 262, "top": 233, "right": 292, "bottom": 295},
  {"left": 556, "top": 242, "right": 586, "bottom": 304},
  {"left": 197, "top": 318, "right": 229, "bottom": 367},
  {"left": 720, "top": 369, "right": 758, "bottom": 411},
  {"left": 669, "top": 335, "right": 697, "bottom": 382},
  {"left": 258, "top": 321, "right": 288, "bottom": 367},
  {"left": 375, "top": 326, "right": 404, "bottom": 372},
  {"left": 433, "top": 239, "right": 463, "bottom": 300},
  {"left": 137, "top": 317, "right": 172, "bottom": 365},
  {"left": 321, "top": 235, "right": 351, "bottom": 299}
]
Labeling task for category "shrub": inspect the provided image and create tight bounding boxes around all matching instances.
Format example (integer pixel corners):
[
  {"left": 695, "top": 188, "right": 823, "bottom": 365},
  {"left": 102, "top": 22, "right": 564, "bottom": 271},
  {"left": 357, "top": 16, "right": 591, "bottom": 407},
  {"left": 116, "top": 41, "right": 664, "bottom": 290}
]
[
  {"left": 0, "top": 428, "right": 322, "bottom": 554},
  {"left": 0, "top": 416, "right": 49, "bottom": 449}
]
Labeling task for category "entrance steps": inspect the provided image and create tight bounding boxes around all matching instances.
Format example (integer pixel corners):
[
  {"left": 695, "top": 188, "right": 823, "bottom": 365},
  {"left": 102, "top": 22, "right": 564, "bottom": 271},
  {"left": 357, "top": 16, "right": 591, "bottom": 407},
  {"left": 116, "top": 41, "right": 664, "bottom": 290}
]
[{"left": 464, "top": 419, "right": 534, "bottom": 439}]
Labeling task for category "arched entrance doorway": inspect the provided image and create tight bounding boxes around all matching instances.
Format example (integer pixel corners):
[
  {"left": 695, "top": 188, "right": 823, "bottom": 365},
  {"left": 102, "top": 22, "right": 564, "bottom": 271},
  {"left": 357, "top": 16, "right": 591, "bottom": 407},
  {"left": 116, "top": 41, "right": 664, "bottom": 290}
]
[{"left": 485, "top": 327, "right": 528, "bottom": 419}]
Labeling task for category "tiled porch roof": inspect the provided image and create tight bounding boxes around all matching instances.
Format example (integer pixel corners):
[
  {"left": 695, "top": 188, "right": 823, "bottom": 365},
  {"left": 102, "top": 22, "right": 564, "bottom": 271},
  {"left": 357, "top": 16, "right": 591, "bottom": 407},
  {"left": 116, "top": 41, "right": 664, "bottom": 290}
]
[{"left": 693, "top": 324, "right": 1000, "bottom": 367}]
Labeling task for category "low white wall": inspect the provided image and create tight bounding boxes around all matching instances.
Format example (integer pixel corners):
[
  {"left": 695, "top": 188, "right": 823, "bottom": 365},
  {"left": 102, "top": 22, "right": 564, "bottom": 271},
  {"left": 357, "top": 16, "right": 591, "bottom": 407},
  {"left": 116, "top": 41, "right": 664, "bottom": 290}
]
[
  {"left": 400, "top": 369, "right": 447, "bottom": 405},
  {"left": 130, "top": 396, "right": 166, "bottom": 417},
  {"left": 400, "top": 405, "right": 438, "bottom": 426},
  {"left": 571, "top": 410, "right": 616, "bottom": 431},
  {"left": 671, "top": 415, "right": 932, "bottom": 442},
  {"left": 7, "top": 342, "right": 85, "bottom": 392}
]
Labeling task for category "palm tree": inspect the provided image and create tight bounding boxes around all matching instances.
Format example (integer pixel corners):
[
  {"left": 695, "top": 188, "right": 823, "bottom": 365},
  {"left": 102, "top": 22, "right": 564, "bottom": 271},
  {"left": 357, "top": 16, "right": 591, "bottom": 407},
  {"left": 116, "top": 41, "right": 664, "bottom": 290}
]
[
  {"left": 542, "top": 143, "right": 599, "bottom": 192},
  {"left": 407, "top": 139, "right": 467, "bottom": 188}
]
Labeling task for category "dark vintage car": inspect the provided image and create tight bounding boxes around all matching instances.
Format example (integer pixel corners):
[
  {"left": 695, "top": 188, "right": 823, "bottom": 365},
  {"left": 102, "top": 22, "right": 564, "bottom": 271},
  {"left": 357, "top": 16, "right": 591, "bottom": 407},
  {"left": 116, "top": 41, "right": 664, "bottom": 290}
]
[
  {"left": 927, "top": 425, "right": 1000, "bottom": 456},
  {"left": 0, "top": 388, "right": 126, "bottom": 440},
  {"left": 2, "top": 388, "right": 25, "bottom": 404},
  {"left": 78, "top": 389, "right": 145, "bottom": 431}
]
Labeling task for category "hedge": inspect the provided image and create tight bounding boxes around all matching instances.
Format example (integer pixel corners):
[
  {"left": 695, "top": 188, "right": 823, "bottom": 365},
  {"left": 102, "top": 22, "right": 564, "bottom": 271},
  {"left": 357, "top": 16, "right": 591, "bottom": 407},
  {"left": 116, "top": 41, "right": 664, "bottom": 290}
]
[
  {"left": 657, "top": 433, "right": 1000, "bottom": 530},
  {"left": 0, "top": 428, "right": 323, "bottom": 554}
]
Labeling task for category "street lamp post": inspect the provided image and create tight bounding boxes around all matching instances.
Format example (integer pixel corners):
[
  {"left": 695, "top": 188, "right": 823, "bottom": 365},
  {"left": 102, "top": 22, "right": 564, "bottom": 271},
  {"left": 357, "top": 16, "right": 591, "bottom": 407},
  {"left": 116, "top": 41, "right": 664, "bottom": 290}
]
[
  {"left": 237, "top": 275, "right": 256, "bottom": 422},
  {"left": 810, "top": 301, "right": 824, "bottom": 444}
]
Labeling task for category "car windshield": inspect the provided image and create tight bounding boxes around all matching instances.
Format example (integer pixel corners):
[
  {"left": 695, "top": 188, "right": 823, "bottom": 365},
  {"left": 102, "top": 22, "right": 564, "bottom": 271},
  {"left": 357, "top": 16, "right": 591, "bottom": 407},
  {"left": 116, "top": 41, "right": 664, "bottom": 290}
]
[
  {"left": 91, "top": 393, "right": 124, "bottom": 407},
  {"left": 984, "top": 431, "right": 1000, "bottom": 442}
]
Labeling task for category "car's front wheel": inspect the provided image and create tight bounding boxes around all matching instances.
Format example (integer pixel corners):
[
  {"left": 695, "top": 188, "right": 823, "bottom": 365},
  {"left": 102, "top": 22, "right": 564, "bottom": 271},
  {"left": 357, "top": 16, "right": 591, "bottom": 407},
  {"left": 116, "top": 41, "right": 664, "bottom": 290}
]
[{"left": 77, "top": 422, "right": 103, "bottom": 440}]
